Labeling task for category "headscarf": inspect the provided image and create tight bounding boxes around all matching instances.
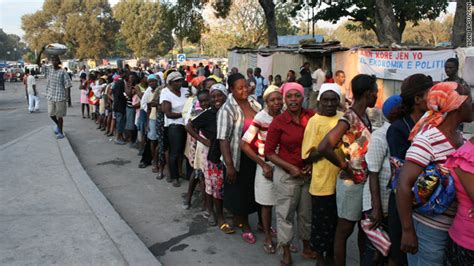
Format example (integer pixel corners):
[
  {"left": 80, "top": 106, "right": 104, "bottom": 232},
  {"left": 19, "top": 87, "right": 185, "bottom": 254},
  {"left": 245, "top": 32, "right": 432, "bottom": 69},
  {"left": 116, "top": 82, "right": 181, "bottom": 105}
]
[
  {"left": 317, "top": 83, "right": 342, "bottom": 101},
  {"left": 382, "top": 95, "right": 402, "bottom": 120},
  {"left": 166, "top": 71, "right": 184, "bottom": 84},
  {"left": 280, "top": 82, "right": 304, "bottom": 98},
  {"left": 409, "top": 82, "right": 468, "bottom": 140},
  {"left": 191, "top": 76, "right": 206, "bottom": 88},
  {"left": 210, "top": 83, "right": 228, "bottom": 96},
  {"left": 147, "top": 74, "right": 158, "bottom": 81},
  {"left": 263, "top": 85, "right": 281, "bottom": 101}
]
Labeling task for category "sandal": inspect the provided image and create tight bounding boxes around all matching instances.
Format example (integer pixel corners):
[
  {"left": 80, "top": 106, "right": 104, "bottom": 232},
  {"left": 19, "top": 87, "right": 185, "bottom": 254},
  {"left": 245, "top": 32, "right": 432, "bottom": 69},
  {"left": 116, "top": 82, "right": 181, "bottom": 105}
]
[
  {"left": 151, "top": 166, "right": 158, "bottom": 173},
  {"left": 241, "top": 232, "right": 256, "bottom": 244},
  {"left": 219, "top": 223, "right": 235, "bottom": 234},
  {"left": 208, "top": 216, "right": 217, "bottom": 226},
  {"left": 156, "top": 173, "right": 165, "bottom": 180},
  {"left": 289, "top": 244, "right": 298, "bottom": 253},
  {"left": 263, "top": 242, "right": 276, "bottom": 254}
]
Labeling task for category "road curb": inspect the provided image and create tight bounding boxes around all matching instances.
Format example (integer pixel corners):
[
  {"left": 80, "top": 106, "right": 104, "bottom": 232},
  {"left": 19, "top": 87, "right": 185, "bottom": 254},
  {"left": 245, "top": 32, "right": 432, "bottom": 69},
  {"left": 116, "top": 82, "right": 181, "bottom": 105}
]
[{"left": 57, "top": 132, "right": 161, "bottom": 266}]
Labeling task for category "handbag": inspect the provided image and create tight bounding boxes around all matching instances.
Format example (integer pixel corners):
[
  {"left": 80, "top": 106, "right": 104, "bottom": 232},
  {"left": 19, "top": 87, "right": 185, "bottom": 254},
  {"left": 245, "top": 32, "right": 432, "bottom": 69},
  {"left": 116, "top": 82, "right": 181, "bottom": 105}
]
[
  {"left": 388, "top": 158, "right": 455, "bottom": 215},
  {"left": 360, "top": 218, "right": 391, "bottom": 257}
]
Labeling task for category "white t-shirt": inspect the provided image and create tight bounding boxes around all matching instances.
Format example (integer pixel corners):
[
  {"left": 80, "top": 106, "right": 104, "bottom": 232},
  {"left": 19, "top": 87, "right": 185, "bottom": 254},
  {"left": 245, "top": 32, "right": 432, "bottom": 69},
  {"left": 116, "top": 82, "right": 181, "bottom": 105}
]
[
  {"left": 140, "top": 87, "right": 154, "bottom": 111},
  {"left": 27, "top": 75, "right": 36, "bottom": 95},
  {"left": 159, "top": 87, "right": 188, "bottom": 126},
  {"left": 311, "top": 68, "right": 326, "bottom": 92}
]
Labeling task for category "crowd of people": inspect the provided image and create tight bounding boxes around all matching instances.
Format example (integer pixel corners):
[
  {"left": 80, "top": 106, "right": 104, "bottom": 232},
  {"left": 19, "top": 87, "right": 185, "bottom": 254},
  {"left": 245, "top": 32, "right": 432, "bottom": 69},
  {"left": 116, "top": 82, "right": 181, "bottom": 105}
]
[{"left": 39, "top": 51, "right": 473, "bottom": 266}]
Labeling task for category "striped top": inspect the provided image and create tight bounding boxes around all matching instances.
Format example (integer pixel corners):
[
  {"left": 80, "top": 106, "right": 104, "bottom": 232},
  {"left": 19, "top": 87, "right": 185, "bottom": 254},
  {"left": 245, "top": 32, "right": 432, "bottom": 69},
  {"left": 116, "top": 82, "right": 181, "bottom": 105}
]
[
  {"left": 406, "top": 125, "right": 457, "bottom": 231},
  {"left": 242, "top": 110, "right": 273, "bottom": 158}
]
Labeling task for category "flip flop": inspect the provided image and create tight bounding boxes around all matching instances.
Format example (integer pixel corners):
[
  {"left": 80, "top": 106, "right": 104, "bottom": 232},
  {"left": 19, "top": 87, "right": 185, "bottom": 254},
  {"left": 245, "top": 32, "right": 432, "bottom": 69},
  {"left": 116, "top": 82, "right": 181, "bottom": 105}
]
[
  {"left": 219, "top": 223, "right": 235, "bottom": 234},
  {"left": 263, "top": 242, "right": 276, "bottom": 254},
  {"left": 241, "top": 232, "right": 256, "bottom": 244}
]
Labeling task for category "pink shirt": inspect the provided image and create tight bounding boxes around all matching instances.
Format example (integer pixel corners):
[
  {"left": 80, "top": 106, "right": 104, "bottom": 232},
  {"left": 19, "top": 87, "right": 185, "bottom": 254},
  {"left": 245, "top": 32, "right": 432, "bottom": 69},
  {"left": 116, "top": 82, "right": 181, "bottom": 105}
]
[{"left": 445, "top": 141, "right": 474, "bottom": 250}]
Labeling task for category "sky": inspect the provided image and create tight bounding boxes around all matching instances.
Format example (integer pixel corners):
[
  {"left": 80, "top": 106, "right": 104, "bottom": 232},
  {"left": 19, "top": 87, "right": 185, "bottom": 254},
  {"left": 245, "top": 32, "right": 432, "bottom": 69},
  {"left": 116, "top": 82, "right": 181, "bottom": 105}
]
[{"left": 0, "top": 0, "right": 457, "bottom": 39}]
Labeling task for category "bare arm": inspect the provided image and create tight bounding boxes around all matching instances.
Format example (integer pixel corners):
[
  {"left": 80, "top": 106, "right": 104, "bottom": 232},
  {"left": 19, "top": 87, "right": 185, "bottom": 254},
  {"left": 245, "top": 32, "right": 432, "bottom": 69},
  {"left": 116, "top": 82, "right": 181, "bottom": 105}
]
[
  {"left": 186, "top": 121, "right": 210, "bottom": 147},
  {"left": 397, "top": 161, "right": 424, "bottom": 254},
  {"left": 318, "top": 121, "right": 349, "bottom": 169},
  {"left": 161, "top": 101, "right": 182, "bottom": 119},
  {"left": 220, "top": 140, "right": 237, "bottom": 183}
]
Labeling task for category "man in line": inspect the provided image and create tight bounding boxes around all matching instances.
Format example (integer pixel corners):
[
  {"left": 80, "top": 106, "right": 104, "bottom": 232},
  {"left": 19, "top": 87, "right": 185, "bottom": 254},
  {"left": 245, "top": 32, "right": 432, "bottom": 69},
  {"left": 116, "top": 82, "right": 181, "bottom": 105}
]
[
  {"left": 36, "top": 51, "right": 72, "bottom": 139},
  {"left": 25, "top": 68, "right": 39, "bottom": 113},
  {"left": 334, "top": 70, "right": 351, "bottom": 110},
  {"left": 254, "top": 67, "right": 268, "bottom": 105},
  {"left": 444, "top": 57, "right": 469, "bottom": 88},
  {"left": 309, "top": 62, "right": 325, "bottom": 110},
  {"left": 298, "top": 62, "right": 313, "bottom": 108}
]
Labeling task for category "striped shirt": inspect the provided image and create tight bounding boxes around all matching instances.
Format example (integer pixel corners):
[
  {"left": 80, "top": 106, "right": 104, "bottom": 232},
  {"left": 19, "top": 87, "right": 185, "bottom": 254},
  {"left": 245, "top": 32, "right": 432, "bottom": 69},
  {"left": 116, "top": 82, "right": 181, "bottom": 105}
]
[
  {"left": 217, "top": 94, "right": 261, "bottom": 171},
  {"left": 45, "top": 66, "right": 72, "bottom": 102},
  {"left": 406, "top": 126, "right": 457, "bottom": 231},
  {"left": 242, "top": 110, "right": 273, "bottom": 158}
]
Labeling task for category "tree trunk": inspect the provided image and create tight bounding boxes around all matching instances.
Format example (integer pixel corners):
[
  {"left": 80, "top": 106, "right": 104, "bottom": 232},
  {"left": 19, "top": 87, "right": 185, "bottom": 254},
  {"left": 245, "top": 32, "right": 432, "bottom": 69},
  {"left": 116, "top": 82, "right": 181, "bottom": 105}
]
[
  {"left": 374, "top": 0, "right": 402, "bottom": 45},
  {"left": 452, "top": 0, "right": 467, "bottom": 47},
  {"left": 258, "top": 0, "right": 278, "bottom": 46}
]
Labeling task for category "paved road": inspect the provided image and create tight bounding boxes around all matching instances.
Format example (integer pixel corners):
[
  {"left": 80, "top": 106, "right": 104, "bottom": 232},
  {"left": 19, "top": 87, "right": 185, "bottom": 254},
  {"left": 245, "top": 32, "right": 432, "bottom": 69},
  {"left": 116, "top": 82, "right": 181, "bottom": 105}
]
[{"left": 0, "top": 78, "right": 360, "bottom": 265}]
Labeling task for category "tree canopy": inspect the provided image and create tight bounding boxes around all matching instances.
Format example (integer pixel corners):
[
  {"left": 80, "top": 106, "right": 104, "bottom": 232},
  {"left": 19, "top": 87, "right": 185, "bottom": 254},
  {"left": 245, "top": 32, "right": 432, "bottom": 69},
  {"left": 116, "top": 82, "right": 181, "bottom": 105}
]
[
  {"left": 21, "top": 0, "right": 118, "bottom": 59},
  {"left": 0, "top": 30, "right": 28, "bottom": 61},
  {"left": 292, "top": 0, "right": 448, "bottom": 45},
  {"left": 113, "top": 0, "right": 174, "bottom": 58}
]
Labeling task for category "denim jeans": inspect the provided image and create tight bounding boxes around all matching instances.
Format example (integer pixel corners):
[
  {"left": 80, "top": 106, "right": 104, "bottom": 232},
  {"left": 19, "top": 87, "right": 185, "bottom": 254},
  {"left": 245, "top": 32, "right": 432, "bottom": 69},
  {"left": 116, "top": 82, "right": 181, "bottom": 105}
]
[{"left": 407, "top": 219, "right": 448, "bottom": 266}]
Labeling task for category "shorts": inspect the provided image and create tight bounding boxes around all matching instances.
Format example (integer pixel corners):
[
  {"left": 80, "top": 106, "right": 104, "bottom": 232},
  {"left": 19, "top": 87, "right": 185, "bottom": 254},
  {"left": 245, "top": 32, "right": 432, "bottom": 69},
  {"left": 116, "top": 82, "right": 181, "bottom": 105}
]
[
  {"left": 147, "top": 119, "right": 157, "bottom": 140},
  {"left": 125, "top": 107, "right": 136, "bottom": 130},
  {"left": 115, "top": 112, "right": 126, "bottom": 133},
  {"left": 336, "top": 177, "right": 364, "bottom": 221},
  {"left": 48, "top": 100, "right": 67, "bottom": 117},
  {"left": 137, "top": 109, "right": 147, "bottom": 132},
  {"left": 205, "top": 161, "right": 225, "bottom": 199}
]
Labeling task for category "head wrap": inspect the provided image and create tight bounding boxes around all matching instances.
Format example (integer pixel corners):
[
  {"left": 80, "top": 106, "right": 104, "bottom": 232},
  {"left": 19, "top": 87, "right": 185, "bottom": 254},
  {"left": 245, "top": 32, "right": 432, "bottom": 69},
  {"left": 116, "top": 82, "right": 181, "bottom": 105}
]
[
  {"left": 166, "top": 71, "right": 184, "bottom": 84},
  {"left": 147, "top": 74, "right": 158, "bottom": 81},
  {"left": 317, "top": 83, "right": 342, "bottom": 101},
  {"left": 382, "top": 95, "right": 403, "bottom": 120},
  {"left": 112, "top": 74, "right": 121, "bottom": 82},
  {"left": 263, "top": 85, "right": 282, "bottom": 101},
  {"left": 208, "top": 74, "right": 222, "bottom": 83},
  {"left": 209, "top": 83, "right": 228, "bottom": 97},
  {"left": 409, "top": 82, "right": 468, "bottom": 140},
  {"left": 191, "top": 76, "right": 206, "bottom": 88},
  {"left": 280, "top": 82, "right": 304, "bottom": 98}
]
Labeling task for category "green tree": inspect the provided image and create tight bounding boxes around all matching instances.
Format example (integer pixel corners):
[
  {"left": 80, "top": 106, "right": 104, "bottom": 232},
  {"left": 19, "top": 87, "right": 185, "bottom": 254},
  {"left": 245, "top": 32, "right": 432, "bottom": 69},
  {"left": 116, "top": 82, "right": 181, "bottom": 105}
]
[
  {"left": 113, "top": 0, "right": 174, "bottom": 58},
  {"left": 291, "top": 0, "right": 448, "bottom": 45},
  {"left": 403, "top": 16, "right": 453, "bottom": 46},
  {"left": 21, "top": 0, "right": 118, "bottom": 59},
  {"left": 0, "top": 30, "right": 29, "bottom": 61},
  {"left": 170, "top": 0, "right": 208, "bottom": 52}
]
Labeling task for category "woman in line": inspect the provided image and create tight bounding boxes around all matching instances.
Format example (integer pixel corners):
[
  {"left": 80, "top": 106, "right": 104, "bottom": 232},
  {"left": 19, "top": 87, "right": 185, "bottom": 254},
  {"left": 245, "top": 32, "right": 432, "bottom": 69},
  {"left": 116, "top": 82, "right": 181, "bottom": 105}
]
[
  {"left": 217, "top": 73, "right": 261, "bottom": 244},
  {"left": 160, "top": 71, "right": 188, "bottom": 187},
  {"left": 445, "top": 137, "right": 474, "bottom": 265},
  {"left": 318, "top": 74, "right": 378, "bottom": 266},
  {"left": 79, "top": 72, "right": 90, "bottom": 119},
  {"left": 187, "top": 84, "right": 233, "bottom": 233},
  {"left": 265, "top": 82, "right": 317, "bottom": 265},
  {"left": 397, "top": 82, "right": 472, "bottom": 266},
  {"left": 386, "top": 73, "right": 432, "bottom": 266},
  {"left": 241, "top": 85, "right": 283, "bottom": 254}
]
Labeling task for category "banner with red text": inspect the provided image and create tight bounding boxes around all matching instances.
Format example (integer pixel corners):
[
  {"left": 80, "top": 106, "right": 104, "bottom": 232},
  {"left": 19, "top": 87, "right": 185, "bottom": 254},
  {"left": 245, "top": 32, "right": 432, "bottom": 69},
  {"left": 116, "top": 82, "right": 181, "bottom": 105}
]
[{"left": 358, "top": 49, "right": 455, "bottom": 81}]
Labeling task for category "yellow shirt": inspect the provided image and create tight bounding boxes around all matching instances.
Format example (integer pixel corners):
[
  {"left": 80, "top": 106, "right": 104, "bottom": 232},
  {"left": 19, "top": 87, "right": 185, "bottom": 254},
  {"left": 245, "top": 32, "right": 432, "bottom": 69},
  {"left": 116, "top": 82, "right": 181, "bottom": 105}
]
[{"left": 302, "top": 111, "right": 344, "bottom": 196}]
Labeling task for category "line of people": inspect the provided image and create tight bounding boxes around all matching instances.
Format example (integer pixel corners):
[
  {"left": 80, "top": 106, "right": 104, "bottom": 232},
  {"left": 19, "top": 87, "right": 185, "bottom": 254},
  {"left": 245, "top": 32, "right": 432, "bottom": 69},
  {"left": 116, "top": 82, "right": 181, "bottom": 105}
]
[{"left": 76, "top": 59, "right": 473, "bottom": 266}]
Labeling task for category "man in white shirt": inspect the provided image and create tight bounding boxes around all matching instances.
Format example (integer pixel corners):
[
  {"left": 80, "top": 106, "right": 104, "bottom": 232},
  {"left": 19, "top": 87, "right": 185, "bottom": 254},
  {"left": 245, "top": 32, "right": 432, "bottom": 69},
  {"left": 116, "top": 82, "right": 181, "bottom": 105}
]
[
  {"left": 310, "top": 62, "right": 326, "bottom": 109},
  {"left": 334, "top": 70, "right": 351, "bottom": 110},
  {"left": 25, "top": 68, "right": 39, "bottom": 113}
]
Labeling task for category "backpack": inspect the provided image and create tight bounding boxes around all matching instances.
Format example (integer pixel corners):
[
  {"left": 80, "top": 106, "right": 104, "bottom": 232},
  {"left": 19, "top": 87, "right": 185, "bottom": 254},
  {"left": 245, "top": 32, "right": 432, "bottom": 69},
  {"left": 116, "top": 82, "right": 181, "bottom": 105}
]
[{"left": 388, "top": 158, "right": 456, "bottom": 216}]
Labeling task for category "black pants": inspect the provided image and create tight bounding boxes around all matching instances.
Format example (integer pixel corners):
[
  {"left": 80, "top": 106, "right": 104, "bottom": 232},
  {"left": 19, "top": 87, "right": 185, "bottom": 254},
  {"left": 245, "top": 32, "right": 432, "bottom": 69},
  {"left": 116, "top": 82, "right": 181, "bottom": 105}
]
[
  {"left": 310, "top": 194, "right": 338, "bottom": 256},
  {"left": 167, "top": 124, "right": 186, "bottom": 180}
]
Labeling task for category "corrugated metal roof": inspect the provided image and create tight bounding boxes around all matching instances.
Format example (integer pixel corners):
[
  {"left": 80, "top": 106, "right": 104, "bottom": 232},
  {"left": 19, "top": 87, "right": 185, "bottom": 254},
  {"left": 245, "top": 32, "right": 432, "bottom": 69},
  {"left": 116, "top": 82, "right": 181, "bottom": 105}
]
[{"left": 277, "top": 34, "right": 324, "bottom": 45}]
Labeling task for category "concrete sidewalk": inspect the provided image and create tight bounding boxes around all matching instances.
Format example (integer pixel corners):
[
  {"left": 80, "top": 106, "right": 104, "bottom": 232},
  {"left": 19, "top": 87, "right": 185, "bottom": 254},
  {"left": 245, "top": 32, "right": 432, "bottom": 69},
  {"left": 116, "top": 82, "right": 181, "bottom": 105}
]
[{"left": 0, "top": 126, "right": 159, "bottom": 265}]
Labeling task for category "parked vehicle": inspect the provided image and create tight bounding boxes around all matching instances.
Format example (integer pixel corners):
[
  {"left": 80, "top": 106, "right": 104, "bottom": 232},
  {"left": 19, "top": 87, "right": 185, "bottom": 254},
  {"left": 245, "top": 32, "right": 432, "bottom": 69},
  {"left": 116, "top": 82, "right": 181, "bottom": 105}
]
[{"left": 4, "top": 68, "right": 24, "bottom": 82}]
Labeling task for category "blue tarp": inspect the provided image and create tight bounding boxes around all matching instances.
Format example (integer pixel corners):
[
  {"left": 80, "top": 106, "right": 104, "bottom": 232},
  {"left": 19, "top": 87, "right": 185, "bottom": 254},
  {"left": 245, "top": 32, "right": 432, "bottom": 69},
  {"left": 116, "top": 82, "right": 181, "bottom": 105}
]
[{"left": 277, "top": 35, "right": 324, "bottom": 46}]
